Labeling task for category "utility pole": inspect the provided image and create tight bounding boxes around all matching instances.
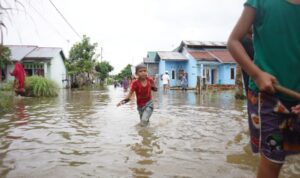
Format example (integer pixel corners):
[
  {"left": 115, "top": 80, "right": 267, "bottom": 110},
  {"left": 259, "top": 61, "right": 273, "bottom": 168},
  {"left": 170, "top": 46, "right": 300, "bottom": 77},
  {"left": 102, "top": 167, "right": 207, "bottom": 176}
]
[{"left": 100, "top": 47, "right": 103, "bottom": 62}]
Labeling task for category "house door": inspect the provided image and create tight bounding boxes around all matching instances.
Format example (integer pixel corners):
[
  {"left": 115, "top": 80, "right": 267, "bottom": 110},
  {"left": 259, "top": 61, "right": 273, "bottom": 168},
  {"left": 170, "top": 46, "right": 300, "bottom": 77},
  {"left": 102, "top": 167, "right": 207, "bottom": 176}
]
[{"left": 211, "top": 69, "right": 218, "bottom": 84}]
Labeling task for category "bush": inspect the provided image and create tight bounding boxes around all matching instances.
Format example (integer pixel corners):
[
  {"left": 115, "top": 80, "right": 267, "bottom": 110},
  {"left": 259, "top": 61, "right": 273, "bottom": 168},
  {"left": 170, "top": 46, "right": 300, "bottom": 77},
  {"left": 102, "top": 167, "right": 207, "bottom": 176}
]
[
  {"left": 0, "top": 81, "right": 13, "bottom": 91},
  {"left": 0, "top": 92, "right": 13, "bottom": 114},
  {"left": 106, "top": 77, "right": 114, "bottom": 85},
  {"left": 25, "top": 76, "right": 59, "bottom": 97}
]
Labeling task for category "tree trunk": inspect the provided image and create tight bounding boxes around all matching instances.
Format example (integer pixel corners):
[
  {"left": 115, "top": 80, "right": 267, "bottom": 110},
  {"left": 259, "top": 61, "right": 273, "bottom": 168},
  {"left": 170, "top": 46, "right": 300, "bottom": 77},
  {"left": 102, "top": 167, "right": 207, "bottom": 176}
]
[
  {"left": 0, "top": 68, "right": 2, "bottom": 82},
  {"left": 235, "top": 64, "right": 246, "bottom": 99}
]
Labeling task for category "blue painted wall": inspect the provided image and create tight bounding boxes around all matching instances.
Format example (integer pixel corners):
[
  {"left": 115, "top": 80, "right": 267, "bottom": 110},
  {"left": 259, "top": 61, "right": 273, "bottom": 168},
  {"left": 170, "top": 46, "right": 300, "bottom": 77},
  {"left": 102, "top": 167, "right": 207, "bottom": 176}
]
[
  {"left": 183, "top": 49, "right": 198, "bottom": 88},
  {"left": 218, "top": 64, "right": 236, "bottom": 85},
  {"left": 158, "top": 60, "right": 166, "bottom": 87},
  {"left": 156, "top": 49, "right": 237, "bottom": 87},
  {"left": 159, "top": 60, "right": 188, "bottom": 87}
]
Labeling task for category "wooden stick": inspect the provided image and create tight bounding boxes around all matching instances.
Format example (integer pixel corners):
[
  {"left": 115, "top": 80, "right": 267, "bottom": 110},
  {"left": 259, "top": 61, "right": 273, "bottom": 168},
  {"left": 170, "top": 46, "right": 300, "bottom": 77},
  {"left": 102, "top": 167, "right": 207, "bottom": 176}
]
[{"left": 274, "top": 84, "right": 300, "bottom": 101}]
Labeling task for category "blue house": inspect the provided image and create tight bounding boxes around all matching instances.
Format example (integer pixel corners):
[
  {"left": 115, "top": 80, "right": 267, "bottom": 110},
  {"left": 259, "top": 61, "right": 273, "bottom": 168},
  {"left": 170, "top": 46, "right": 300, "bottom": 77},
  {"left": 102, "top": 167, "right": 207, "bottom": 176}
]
[
  {"left": 144, "top": 41, "right": 237, "bottom": 89},
  {"left": 143, "top": 51, "right": 159, "bottom": 79},
  {"left": 155, "top": 51, "right": 189, "bottom": 87}
]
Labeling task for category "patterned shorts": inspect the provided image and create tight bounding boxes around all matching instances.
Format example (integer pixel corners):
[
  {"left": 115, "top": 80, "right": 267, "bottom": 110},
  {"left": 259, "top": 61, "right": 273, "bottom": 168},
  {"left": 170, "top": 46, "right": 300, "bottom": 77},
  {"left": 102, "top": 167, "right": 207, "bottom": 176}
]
[{"left": 247, "top": 90, "right": 300, "bottom": 163}]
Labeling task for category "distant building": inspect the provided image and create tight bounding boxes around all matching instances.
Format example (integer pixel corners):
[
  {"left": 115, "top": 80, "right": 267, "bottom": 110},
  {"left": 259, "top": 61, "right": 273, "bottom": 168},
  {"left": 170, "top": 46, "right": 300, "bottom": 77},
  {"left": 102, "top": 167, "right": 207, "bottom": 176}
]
[
  {"left": 144, "top": 41, "right": 237, "bottom": 88},
  {"left": 155, "top": 51, "right": 189, "bottom": 87},
  {"left": 4, "top": 45, "right": 68, "bottom": 88},
  {"left": 143, "top": 51, "right": 159, "bottom": 79}
]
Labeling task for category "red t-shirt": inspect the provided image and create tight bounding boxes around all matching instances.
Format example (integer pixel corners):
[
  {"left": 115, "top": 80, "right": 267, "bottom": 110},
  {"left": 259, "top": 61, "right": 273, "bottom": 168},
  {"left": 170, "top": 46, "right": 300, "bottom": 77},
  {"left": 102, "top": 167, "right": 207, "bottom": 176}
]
[{"left": 131, "top": 77, "right": 154, "bottom": 107}]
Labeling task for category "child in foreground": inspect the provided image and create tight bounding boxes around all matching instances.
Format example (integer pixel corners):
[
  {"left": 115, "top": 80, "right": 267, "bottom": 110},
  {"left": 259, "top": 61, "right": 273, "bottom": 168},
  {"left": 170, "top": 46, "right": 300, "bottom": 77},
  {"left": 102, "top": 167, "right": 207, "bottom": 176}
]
[
  {"left": 228, "top": 0, "right": 300, "bottom": 177},
  {"left": 117, "top": 64, "right": 157, "bottom": 126}
]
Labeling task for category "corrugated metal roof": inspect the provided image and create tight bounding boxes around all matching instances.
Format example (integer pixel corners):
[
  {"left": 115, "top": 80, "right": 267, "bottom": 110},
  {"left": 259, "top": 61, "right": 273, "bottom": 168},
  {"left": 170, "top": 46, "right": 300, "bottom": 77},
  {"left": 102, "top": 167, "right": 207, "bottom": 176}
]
[
  {"left": 208, "top": 50, "right": 236, "bottom": 63},
  {"left": 187, "top": 49, "right": 236, "bottom": 64},
  {"left": 26, "top": 47, "right": 62, "bottom": 58},
  {"left": 6, "top": 45, "right": 64, "bottom": 61},
  {"left": 176, "top": 40, "right": 227, "bottom": 53},
  {"left": 183, "top": 41, "right": 226, "bottom": 47},
  {"left": 7, "top": 45, "right": 37, "bottom": 61},
  {"left": 188, "top": 51, "right": 217, "bottom": 61},
  {"left": 143, "top": 57, "right": 158, "bottom": 64},
  {"left": 157, "top": 51, "right": 188, "bottom": 61}
]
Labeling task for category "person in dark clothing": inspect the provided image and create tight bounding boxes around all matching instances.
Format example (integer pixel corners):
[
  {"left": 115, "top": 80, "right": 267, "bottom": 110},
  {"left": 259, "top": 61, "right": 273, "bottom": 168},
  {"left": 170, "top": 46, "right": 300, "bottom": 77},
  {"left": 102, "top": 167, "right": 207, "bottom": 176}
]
[{"left": 241, "top": 27, "right": 254, "bottom": 94}]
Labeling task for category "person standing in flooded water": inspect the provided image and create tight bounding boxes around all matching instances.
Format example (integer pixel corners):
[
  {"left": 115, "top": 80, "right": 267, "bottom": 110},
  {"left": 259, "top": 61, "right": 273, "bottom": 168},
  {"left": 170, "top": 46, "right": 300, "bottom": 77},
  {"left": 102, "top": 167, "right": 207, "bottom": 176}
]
[
  {"left": 228, "top": 0, "right": 300, "bottom": 177},
  {"left": 162, "top": 71, "right": 170, "bottom": 92},
  {"left": 117, "top": 64, "right": 158, "bottom": 126},
  {"left": 180, "top": 73, "right": 188, "bottom": 91},
  {"left": 122, "top": 77, "right": 129, "bottom": 92},
  {"left": 10, "top": 62, "right": 26, "bottom": 96}
]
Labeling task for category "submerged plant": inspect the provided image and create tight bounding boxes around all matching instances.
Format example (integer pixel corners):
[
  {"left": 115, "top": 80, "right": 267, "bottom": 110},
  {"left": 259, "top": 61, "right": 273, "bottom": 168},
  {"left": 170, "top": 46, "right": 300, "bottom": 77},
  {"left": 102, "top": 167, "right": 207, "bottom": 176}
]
[
  {"left": 25, "top": 76, "right": 58, "bottom": 97},
  {"left": 0, "top": 81, "right": 13, "bottom": 91},
  {"left": 0, "top": 92, "right": 14, "bottom": 114}
]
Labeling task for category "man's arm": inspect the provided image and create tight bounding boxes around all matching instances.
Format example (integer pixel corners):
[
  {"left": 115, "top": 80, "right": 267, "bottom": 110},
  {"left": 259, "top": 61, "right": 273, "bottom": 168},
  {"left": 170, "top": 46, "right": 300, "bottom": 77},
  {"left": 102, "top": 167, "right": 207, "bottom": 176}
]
[{"left": 227, "top": 6, "right": 277, "bottom": 93}]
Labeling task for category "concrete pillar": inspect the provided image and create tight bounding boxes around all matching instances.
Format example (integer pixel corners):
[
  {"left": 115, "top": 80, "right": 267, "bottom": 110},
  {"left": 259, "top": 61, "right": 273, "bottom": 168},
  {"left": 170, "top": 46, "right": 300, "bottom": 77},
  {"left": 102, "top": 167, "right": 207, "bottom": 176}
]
[{"left": 44, "top": 62, "right": 48, "bottom": 77}]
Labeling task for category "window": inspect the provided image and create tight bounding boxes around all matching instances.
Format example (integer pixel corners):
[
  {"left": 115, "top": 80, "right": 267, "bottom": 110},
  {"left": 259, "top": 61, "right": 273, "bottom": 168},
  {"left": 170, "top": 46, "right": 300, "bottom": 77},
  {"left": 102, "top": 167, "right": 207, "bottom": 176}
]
[
  {"left": 24, "top": 63, "right": 45, "bottom": 77},
  {"left": 230, "top": 68, "right": 235, "bottom": 80},
  {"left": 172, "top": 70, "right": 175, "bottom": 80}
]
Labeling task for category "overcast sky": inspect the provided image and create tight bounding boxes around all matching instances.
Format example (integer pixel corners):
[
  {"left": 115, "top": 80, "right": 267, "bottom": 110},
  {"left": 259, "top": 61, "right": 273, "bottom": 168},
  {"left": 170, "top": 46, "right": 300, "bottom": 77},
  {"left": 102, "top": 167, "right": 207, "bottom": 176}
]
[{"left": 3, "top": 0, "right": 244, "bottom": 74}]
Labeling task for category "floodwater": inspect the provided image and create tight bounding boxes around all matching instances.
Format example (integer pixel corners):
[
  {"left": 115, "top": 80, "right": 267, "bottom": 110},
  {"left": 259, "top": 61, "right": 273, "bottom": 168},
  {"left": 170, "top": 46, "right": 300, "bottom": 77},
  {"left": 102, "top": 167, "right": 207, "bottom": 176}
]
[{"left": 0, "top": 86, "right": 300, "bottom": 178}]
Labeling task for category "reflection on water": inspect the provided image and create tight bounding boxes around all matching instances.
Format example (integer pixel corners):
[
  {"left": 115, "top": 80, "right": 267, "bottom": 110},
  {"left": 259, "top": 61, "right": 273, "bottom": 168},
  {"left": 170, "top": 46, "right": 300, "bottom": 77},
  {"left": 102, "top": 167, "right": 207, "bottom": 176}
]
[
  {"left": 0, "top": 87, "right": 299, "bottom": 178},
  {"left": 130, "top": 126, "right": 161, "bottom": 177}
]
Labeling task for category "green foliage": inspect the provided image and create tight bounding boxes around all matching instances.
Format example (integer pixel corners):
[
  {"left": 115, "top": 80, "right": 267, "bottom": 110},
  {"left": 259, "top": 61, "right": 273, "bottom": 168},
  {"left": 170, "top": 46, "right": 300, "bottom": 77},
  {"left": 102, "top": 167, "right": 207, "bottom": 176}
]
[
  {"left": 95, "top": 61, "right": 114, "bottom": 81},
  {"left": 69, "top": 35, "right": 98, "bottom": 62},
  {"left": 25, "top": 76, "right": 59, "bottom": 97},
  {"left": 106, "top": 77, "right": 114, "bottom": 85},
  {"left": 0, "top": 45, "right": 11, "bottom": 68},
  {"left": 0, "top": 92, "right": 14, "bottom": 114},
  {"left": 66, "top": 35, "right": 98, "bottom": 75},
  {"left": 0, "top": 81, "right": 13, "bottom": 91},
  {"left": 64, "top": 60, "right": 77, "bottom": 76},
  {"left": 114, "top": 64, "right": 132, "bottom": 81},
  {"left": 66, "top": 35, "right": 104, "bottom": 88}
]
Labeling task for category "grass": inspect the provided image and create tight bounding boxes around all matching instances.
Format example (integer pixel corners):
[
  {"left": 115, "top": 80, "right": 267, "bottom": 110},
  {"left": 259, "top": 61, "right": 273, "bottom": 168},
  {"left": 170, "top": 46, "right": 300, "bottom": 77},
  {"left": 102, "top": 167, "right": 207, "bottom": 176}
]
[
  {"left": 25, "top": 76, "right": 59, "bottom": 97},
  {"left": 0, "top": 81, "right": 13, "bottom": 91},
  {"left": 0, "top": 92, "right": 14, "bottom": 114}
]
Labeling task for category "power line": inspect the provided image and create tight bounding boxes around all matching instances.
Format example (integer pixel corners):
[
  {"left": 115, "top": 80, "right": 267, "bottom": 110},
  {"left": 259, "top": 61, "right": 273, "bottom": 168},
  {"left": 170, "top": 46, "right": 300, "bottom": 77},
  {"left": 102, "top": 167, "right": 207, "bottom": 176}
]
[
  {"left": 48, "top": 0, "right": 81, "bottom": 39},
  {"left": 27, "top": 1, "right": 70, "bottom": 43}
]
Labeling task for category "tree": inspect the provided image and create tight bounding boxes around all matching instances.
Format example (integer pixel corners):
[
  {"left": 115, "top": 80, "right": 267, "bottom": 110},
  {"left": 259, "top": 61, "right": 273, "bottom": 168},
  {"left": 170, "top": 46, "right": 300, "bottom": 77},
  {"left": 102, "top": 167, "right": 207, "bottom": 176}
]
[
  {"left": 115, "top": 64, "right": 132, "bottom": 81},
  {"left": 95, "top": 61, "right": 114, "bottom": 82},
  {"left": 66, "top": 35, "right": 99, "bottom": 88},
  {"left": 0, "top": 45, "right": 11, "bottom": 82}
]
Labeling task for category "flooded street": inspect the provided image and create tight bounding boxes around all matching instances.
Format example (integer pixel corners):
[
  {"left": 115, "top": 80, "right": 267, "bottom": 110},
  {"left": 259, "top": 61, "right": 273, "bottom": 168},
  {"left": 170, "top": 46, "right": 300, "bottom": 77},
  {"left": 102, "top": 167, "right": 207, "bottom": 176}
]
[{"left": 0, "top": 87, "right": 300, "bottom": 178}]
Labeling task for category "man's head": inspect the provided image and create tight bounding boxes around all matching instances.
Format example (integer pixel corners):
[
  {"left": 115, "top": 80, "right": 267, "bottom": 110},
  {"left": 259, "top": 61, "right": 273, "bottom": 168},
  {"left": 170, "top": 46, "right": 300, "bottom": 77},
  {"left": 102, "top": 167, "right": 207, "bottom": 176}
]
[
  {"left": 165, "top": 71, "right": 168, "bottom": 74},
  {"left": 135, "top": 64, "right": 147, "bottom": 79}
]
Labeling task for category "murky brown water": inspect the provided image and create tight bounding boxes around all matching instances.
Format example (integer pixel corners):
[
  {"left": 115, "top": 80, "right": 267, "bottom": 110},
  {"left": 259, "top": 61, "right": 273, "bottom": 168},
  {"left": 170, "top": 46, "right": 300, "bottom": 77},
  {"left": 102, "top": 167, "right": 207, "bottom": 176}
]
[{"left": 0, "top": 87, "right": 300, "bottom": 178}]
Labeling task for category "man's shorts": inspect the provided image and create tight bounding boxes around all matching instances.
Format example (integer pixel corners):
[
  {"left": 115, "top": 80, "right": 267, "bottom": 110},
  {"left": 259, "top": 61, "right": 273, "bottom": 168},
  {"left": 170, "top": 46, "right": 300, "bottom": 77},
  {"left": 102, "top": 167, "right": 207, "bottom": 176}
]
[
  {"left": 247, "top": 90, "right": 300, "bottom": 163},
  {"left": 137, "top": 100, "right": 153, "bottom": 126}
]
